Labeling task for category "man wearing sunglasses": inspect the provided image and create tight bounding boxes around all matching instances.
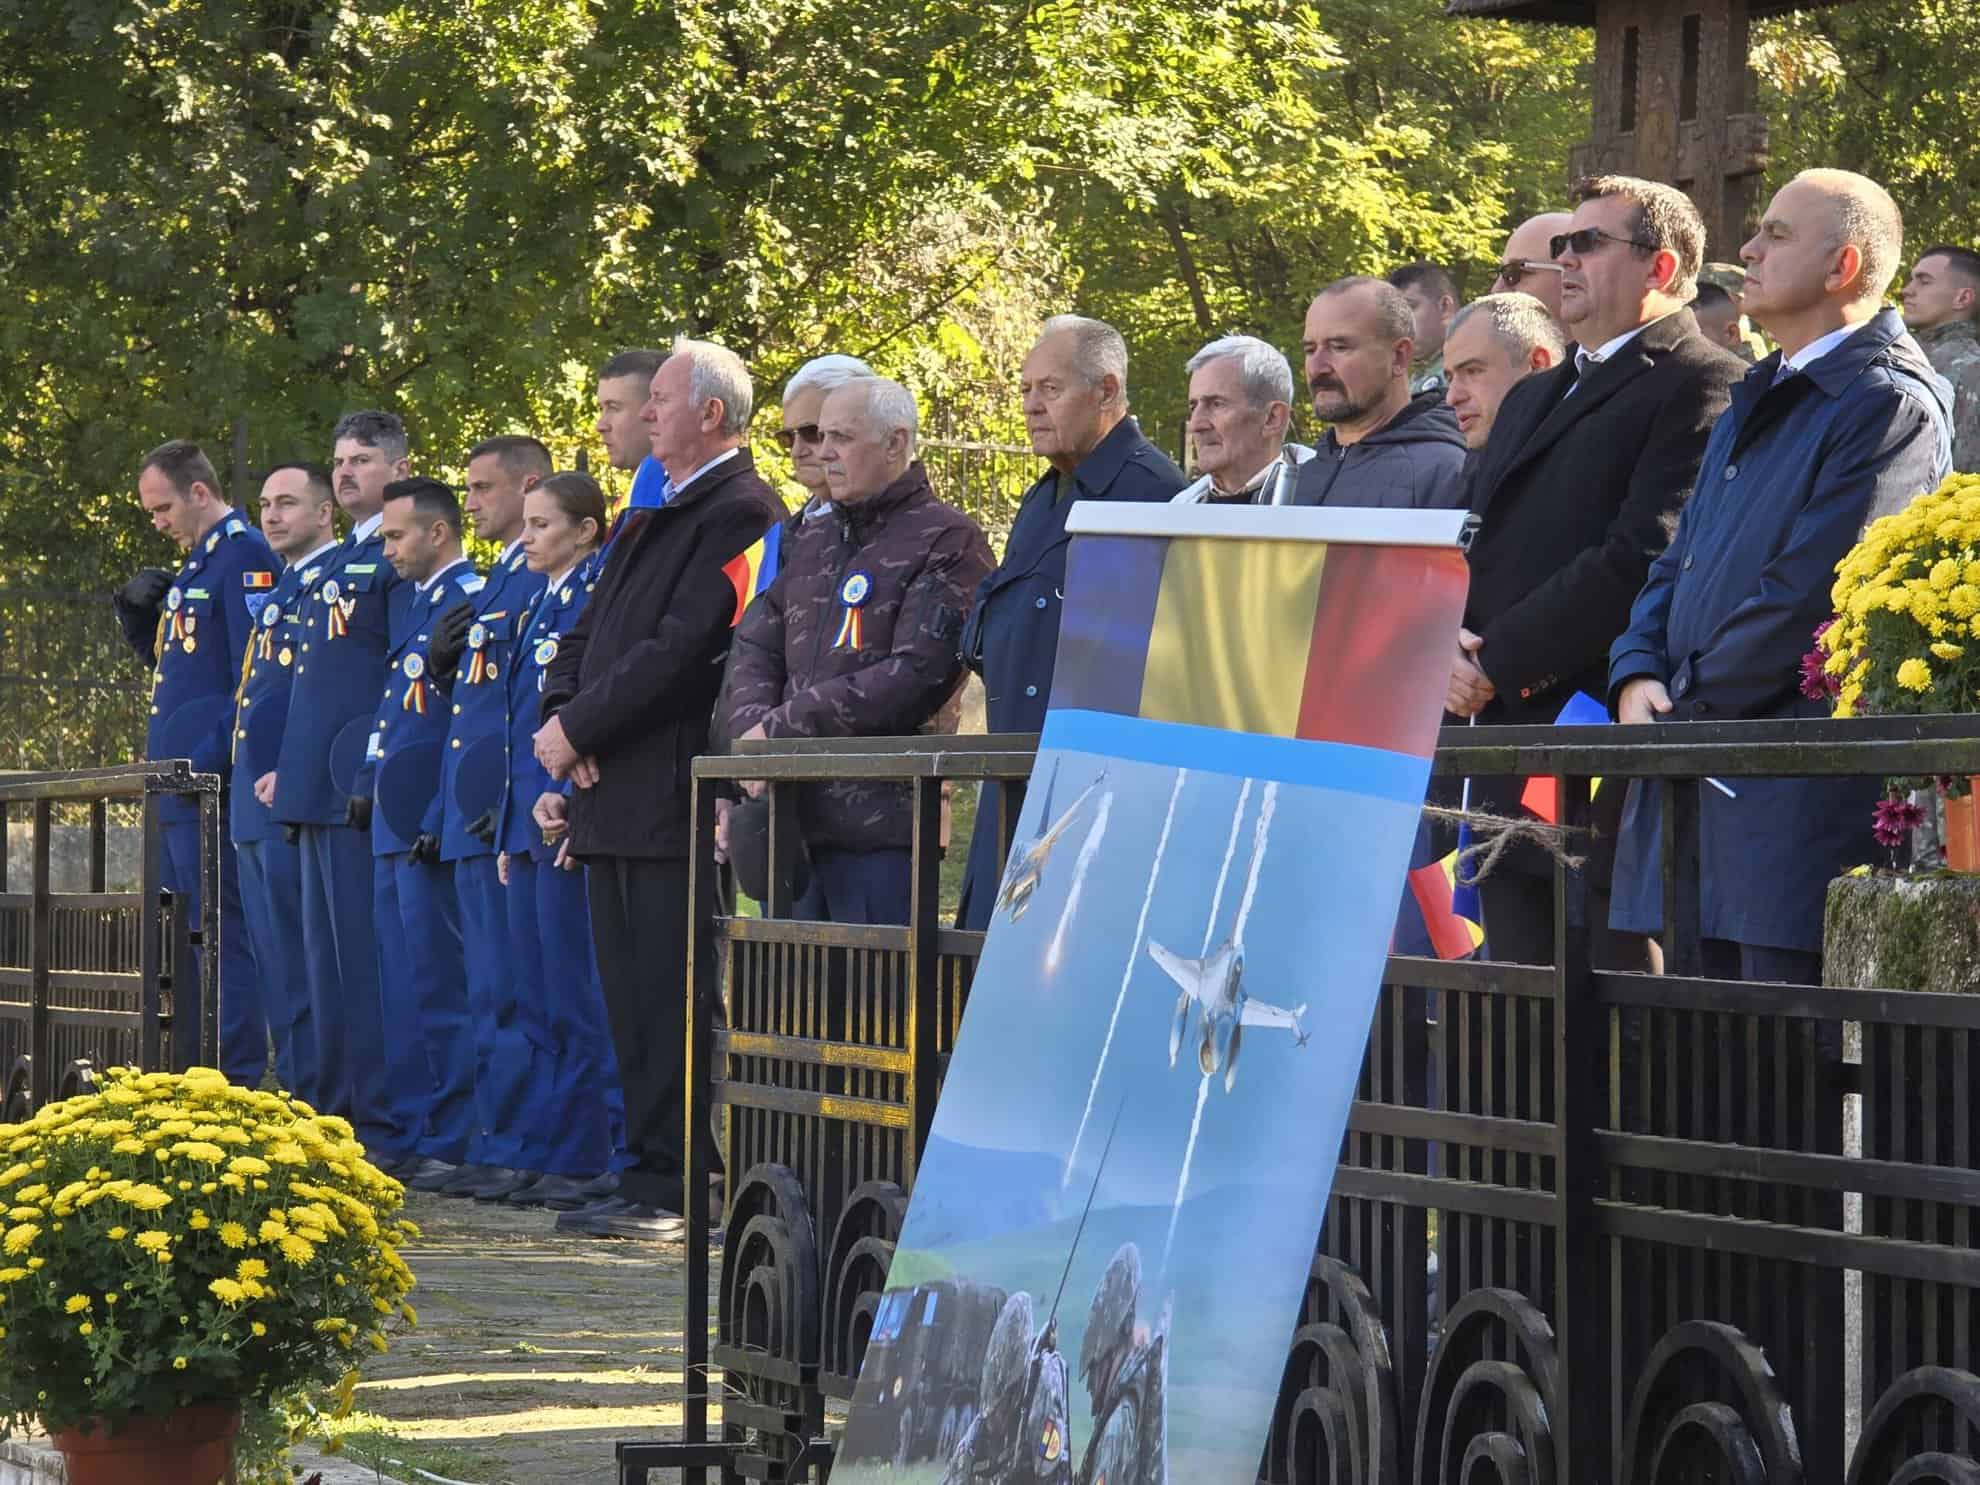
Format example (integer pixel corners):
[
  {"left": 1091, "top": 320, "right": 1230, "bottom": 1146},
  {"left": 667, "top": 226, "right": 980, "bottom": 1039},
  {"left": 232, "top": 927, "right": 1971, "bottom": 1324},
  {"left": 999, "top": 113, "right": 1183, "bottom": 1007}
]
[
  {"left": 1447, "top": 175, "right": 1745, "bottom": 971},
  {"left": 1490, "top": 212, "right": 1574, "bottom": 326}
]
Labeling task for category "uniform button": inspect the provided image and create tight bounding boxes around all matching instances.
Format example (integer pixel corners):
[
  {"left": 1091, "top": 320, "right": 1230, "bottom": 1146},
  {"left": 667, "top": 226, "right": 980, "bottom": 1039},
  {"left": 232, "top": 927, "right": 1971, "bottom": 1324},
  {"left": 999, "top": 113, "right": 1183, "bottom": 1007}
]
[
  {"left": 452, "top": 704, "right": 461, "bottom": 715},
  {"left": 295, "top": 665, "right": 305, "bottom": 674},
  {"left": 302, "top": 643, "right": 311, "bottom": 651},
  {"left": 1035, "top": 596, "right": 1048, "bottom": 609},
  {"left": 150, "top": 705, "right": 160, "bottom": 715},
  {"left": 1682, "top": 554, "right": 1694, "bottom": 569},
  {"left": 1673, "top": 675, "right": 1689, "bottom": 697},
  {"left": 1025, "top": 684, "right": 1039, "bottom": 697},
  {"left": 450, "top": 738, "right": 461, "bottom": 749},
  {"left": 1724, "top": 463, "right": 1739, "bottom": 480},
  {"left": 236, "top": 729, "right": 246, "bottom": 739}
]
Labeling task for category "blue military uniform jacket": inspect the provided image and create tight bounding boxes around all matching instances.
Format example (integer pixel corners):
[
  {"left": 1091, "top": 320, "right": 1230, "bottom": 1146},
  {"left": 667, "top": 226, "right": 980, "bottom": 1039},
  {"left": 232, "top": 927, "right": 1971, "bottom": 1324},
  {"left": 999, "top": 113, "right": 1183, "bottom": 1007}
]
[
  {"left": 271, "top": 519, "right": 408, "bottom": 826},
  {"left": 230, "top": 549, "right": 330, "bottom": 846},
  {"left": 437, "top": 543, "right": 547, "bottom": 862},
  {"left": 499, "top": 554, "right": 600, "bottom": 861},
  {"left": 1608, "top": 309, "right": 1952, "bottom": 951},
  {"left": 960, "top": 417, "right": 1185, "bottom": 735},
  {"left": 368, "top": 559, "right": 485, "bottom": 858},
  {"left": 125, "top": 511, "right": 278, "bottom": 822}
]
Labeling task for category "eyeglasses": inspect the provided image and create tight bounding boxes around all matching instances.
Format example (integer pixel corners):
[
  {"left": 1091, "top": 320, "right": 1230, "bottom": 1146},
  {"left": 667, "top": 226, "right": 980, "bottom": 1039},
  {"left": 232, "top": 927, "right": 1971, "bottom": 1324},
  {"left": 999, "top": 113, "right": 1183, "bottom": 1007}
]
[
  {"left": 776, "top": 423, "right": 823, "bottom": 451},
  {"left": 1550, "top": 227, "right": 1660, "bottom": 260},
  {"left": 1494, "top": 259, "right": 1566, "bottom": 288}
]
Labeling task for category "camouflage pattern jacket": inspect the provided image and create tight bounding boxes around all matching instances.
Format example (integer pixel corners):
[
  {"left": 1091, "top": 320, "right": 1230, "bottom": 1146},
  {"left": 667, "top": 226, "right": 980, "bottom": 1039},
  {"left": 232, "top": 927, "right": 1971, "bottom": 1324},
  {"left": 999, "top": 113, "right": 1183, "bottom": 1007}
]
[
  {"left": 1920, "top": 319, "right": 1980, "bottom": 474},
  {"left": 726, "top": 461, "right": 994, "bottom": 852}
]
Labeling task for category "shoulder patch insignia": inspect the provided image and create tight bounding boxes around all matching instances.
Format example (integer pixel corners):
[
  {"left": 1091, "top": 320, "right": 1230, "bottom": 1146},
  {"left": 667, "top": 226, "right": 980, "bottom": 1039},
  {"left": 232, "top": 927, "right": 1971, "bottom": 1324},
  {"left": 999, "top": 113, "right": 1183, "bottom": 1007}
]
[
  {"left": 225, "top": 517, "right": 246, "bottom": 536},
  {"left": 460, "top": 575, "right": 486, "bottom": 594},
  {"left": 244, "top": 570, "right": 274, "bottom": 590}
]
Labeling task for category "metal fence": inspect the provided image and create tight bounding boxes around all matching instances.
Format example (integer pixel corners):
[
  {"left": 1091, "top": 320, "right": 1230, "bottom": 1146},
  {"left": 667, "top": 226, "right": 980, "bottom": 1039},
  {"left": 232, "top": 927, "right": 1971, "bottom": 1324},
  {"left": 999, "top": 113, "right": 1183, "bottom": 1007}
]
[
  {"left": 619, "top": 715, "right": 1980, "bottom": 1485},
  {"left": 0, "top": 762, "right": 216, "bottom": 1115},
  {"left": 0, "top": 587, "right": 149, "bottom": 772}
]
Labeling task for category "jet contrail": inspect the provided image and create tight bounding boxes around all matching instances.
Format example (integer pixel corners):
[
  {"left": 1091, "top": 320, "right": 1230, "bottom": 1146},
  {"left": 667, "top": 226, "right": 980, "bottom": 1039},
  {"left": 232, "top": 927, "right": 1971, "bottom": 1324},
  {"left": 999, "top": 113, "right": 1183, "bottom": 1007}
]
[
  {"left": 1045, "top": 790, "right": 1112, "bottom": 975},
  {"left": 1063, "top": 767, "right": 1188, "bottom": 1188},
  {"left": 1166, "top": 780, "right": 1281, "bottom": 1271},
  {"left": 1234, "top": 781, "right": 1279, "bottom": 945},
  {"left": 1164, "top": 1074, "right": 1211, "bottom": 1269},
  {"left": 1202, "top": 778, "right": 1252, "bottom": 952}
]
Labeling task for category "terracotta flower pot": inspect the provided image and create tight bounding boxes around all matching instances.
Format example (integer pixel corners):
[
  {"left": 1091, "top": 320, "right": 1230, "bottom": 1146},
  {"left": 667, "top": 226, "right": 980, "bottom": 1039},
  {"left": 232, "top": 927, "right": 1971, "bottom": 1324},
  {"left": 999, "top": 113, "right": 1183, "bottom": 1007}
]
[
  {"left": 1946, "top": 780, "right": 1980, "bottom": 873},
  {"left": 53, "top": 1402, "right": 240, "bottom": 1485}
]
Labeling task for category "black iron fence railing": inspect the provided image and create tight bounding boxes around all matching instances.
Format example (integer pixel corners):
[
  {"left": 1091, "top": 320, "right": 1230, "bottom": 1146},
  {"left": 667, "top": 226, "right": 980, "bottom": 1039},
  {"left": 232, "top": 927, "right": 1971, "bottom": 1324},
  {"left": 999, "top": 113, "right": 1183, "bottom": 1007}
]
[
  {"left": 0, "top": 762, "right": 218, "bottom": 1112},
  {"left": 619, "top": 715, "right": 1980, "bottom": 1485}
]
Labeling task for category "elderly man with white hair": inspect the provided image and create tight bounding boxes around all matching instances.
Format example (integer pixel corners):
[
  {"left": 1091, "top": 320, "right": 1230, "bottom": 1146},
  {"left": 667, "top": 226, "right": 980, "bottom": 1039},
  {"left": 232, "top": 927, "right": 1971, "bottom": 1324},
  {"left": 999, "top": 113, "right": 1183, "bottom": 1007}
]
[
  {"left": 728, "top": 376, "right": 993, "bottom": 925},
  {"left": 536, "top": 334, "right": 786, "bottom": 1241},
  {"left": 957, "top": 314, "right": 1185, "bottom": 929},
  {"left": 1173, "top": 335, "right": 1313, "bottom": 505}
]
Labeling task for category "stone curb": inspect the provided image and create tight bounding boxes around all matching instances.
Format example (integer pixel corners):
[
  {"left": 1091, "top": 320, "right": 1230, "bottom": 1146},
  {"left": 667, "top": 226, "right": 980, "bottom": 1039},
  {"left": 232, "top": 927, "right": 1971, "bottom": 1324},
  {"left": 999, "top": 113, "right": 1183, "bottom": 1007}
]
[{"left": 0, "top": 1436, "right": 409, "bottom": 1484}]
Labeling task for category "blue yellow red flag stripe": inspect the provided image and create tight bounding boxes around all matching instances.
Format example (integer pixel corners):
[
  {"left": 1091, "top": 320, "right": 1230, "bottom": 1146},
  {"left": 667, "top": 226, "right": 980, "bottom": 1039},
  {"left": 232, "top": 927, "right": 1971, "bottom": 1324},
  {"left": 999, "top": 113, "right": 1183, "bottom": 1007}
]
[{"left": 721, "top": 520, "right": 784, "bottom": 627}]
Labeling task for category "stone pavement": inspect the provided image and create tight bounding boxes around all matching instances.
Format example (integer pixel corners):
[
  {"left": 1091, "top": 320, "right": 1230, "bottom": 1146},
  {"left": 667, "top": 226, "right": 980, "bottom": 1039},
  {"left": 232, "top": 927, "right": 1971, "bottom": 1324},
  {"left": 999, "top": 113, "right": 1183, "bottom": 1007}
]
[{"left": 347, "top": 1188, "right": 719, "bottom": 1484}]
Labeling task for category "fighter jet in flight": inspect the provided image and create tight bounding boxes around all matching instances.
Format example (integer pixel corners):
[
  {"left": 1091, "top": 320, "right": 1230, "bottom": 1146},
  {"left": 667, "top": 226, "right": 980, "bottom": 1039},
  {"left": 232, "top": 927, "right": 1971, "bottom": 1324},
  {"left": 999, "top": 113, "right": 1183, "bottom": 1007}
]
[
  {"left": 994, "top": 760, "right": 1107, "bottom": 924},
  {"left": 1148, "top": 939, "right": 1308, "bottom": 1093}
]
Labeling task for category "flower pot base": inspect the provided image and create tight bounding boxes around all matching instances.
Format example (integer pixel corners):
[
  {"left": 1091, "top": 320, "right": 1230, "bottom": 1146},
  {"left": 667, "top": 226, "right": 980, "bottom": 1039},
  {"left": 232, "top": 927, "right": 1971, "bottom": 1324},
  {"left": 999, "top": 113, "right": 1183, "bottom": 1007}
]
[{"left": 53, "top": 1403, "right": 240, "bottom": 1485}]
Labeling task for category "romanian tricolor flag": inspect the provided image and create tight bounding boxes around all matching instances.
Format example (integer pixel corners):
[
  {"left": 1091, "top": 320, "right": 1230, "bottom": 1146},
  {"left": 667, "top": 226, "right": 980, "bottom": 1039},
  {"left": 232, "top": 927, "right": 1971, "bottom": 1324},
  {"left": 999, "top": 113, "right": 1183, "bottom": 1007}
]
[
  {"left": 721, "top": 519, "right": 785, "bottom": 628},
  {"left": 1517, "top": 690, "right": 1609, "bottom": 824},
  {"left": 1396, "top": 818, "right": 1485, "bottom": 960},
  {"left": 1043, "top": 505, "right": 1469, "bottom": 781}
]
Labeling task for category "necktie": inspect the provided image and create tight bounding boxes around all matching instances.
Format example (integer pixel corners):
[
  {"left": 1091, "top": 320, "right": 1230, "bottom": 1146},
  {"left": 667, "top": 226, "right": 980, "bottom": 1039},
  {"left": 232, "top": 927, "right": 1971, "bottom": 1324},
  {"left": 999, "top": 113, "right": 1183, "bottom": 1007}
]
[{"left": 1563, "top": 349, "right": 1601, "bottom": 400}]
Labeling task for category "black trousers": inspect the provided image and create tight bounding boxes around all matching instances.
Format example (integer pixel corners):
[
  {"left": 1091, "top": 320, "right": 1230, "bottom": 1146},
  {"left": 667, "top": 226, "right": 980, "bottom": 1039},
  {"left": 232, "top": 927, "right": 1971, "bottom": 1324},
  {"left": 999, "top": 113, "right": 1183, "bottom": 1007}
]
[
  {"left": 586, "top": 855, "right": 717, "bottom": 1212},
  {"left": 1479, "top": 870, "right": 1646, "bottom": 972}
]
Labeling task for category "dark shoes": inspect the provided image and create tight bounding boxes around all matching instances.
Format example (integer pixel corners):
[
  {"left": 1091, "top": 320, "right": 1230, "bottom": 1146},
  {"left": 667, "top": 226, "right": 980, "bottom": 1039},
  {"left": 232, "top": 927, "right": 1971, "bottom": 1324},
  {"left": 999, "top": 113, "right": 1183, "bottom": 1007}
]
[
  {"left": 556, "top": 1197, "right": 689, "bottom": 1242},
  {"left": 434, "top": 1163, "right": 506, "bottom": 1196},
  {"left": 503, "top": 1172, "right": 599, "bottom": 1211},
  {"left": 403, "top": 1158, "right": 462, "bottom": 1192},
  {"left": 469, "top": 1168, "right": 543, "bottom": 1202}
]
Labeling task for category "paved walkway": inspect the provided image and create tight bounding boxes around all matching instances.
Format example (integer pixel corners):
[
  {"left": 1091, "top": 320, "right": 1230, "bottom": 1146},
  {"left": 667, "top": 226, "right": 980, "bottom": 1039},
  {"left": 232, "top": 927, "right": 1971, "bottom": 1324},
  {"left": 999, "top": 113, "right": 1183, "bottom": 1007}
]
[{"left": 353, "top": 1189, "right": 717, "bottom": 1484}]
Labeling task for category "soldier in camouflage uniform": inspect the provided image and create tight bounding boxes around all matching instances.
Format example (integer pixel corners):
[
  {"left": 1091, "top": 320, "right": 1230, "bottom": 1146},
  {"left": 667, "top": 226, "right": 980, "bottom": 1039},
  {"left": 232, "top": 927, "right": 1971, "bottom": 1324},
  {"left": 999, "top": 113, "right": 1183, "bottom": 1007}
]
[
  {"left": 1076, "top": 1245, "right": 1169, "bottom": 1485},
  {"left": 1903, "top": 244, "right": 1980, "bottom": 473},
  {"left": 941, "top": 1290, "right": 1074, "bottom": 1485},
  {"left": 726, "top": 376, "right": 994, "bottom": 924},
  {"left": 1693, "top": 263, "right": 1767, "bottom": 363}
]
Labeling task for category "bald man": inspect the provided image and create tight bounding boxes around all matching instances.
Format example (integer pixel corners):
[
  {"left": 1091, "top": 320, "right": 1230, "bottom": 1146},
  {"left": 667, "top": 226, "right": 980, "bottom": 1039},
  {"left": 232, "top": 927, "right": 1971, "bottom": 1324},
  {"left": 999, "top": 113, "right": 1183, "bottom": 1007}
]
[
  {"left": 1609, "top": 168, "right": 1952, "bottom": 983},
  {"left": 1488, "top": 212, "right": 1575, "bottom": 326}
]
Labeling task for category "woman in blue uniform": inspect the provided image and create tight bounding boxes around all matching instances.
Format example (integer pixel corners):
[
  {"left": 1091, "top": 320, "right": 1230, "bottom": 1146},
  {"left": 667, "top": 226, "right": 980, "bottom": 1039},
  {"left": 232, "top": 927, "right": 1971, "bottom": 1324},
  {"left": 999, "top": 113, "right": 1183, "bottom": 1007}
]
[{"left": 497, "top": 472, "right": 625, "bottom": 1184}]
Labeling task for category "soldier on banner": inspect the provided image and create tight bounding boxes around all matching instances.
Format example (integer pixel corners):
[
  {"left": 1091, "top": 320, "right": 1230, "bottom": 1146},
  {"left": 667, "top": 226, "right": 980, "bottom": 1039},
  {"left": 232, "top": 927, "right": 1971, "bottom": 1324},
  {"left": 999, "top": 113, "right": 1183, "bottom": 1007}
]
[
  {"left": 941, "top": 1291, "right": 1073, "bottom": 1485},
  {"left": 231, "top": 462, "right": 338, "bottom": 1104},
  {"left": 367, "top": 478, "right": 484, "bottom": 1189},
  {"left": 1076, "top": 1244, "right": 1169, "bottom": 1485},
  {"left": 112, "top": 439, "right": 277, "bottom": 1080}
]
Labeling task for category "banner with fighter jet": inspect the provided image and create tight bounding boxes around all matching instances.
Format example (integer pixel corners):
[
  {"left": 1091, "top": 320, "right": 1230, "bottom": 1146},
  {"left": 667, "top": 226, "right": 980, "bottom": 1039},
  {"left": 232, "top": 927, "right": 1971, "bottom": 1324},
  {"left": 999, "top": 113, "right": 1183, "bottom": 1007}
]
[{"left": 832, "top": 504, "right": 1469, "bottom": 1485}]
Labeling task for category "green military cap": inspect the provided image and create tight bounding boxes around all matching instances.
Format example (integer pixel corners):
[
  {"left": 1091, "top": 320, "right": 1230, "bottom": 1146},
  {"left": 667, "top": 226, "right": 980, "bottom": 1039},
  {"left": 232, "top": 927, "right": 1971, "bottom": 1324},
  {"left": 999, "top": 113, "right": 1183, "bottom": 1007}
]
[{"left": 1698, "top": 262, "right": 1748, "bottom": 295}]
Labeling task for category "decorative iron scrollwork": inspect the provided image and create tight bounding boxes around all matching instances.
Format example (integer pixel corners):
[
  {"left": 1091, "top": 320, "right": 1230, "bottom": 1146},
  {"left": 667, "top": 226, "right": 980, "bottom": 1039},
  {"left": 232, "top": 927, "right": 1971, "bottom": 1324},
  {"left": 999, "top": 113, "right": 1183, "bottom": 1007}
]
[
  {"left": 720, "top": 1163, "right": 822, "bottom": 1375},
  {"left": 821, "top": 1180, "right": 907, "bottom": 1395},
  {"left": 1846, "top": 1366, "right": 1980, "bottom": 1485},
  {"left": 1413, "top": 1287, "right": 1559, "bottom": 1485},
  {"left": 1620, "top": 1321, "right": 1802, "bottom": 1485},
  {"left": 1265, "top": 1254, "right": 1403, "bottom": 1485},
  {"left": 4, "top": 1055, "right": 30, "bottom": 1122}
]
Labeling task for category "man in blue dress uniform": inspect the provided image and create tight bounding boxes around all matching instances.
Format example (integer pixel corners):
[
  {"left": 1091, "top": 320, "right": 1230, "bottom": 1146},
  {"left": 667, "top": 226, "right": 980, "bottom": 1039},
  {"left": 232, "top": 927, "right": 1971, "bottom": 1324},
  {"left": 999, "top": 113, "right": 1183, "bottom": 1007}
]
[
  {"left": 421, "top": 436, "right": 554, "bottom": 1202},
  {"left": 112, "top": 439, "right": 279, "bottom": 1078},
  {"left": 368, "top": 479, "right": 485, "bottom": 1188},
  {"left": 596, "top": 348, "right": 672, "bottom": 510},
  {"left": 269, "top": 410, "right": 409, "bottom": 1161},
  {"left": 955, "top": 317, "right": 1185, "bottom": 929},
  {"left": 231, "top": 463, "right": 338, "bottom": 1103}
]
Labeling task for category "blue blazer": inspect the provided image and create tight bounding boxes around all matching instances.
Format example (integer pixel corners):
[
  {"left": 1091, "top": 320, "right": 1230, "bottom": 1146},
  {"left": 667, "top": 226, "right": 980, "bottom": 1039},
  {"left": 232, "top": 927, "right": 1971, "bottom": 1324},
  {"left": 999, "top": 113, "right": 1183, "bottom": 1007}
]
[
  {"left": 229, "top": 556, "right": 317, "bottom": 845},
  {"left": 437, "top": 545, "right": 548, "bottom": 862},
  {"left": 271, "top": 526, "right": 408, "bottom": 826},
  {"left": 499, "top": 555, "right": 601, "bottom": 860},
  {"left": 368, "top": 559, "right": 485, "bottom": 857},
  {"left": 128, "top": 512, "right": 278, "bottom": 823},
  {"left": 1608, "top": 309, "right": 1952, "bottom": 951},
  {"left": 960, "top": 417, "right": 1184, "bottom": 735}
]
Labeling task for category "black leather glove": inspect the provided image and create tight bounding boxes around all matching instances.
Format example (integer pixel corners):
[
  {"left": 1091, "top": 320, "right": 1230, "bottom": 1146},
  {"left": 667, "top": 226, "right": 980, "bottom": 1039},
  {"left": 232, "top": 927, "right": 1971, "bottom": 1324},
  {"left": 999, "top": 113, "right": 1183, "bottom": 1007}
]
[
  {"left": 409, "top": 832, "right": 440, "bottom": 864},
  {"left": 466, "top": 808, "right": 499, "bottom": 847},
  {"left": 282, "top": 823, "right": 301, "bottom": 847},
  {"left": 117, "top": 567, "right": 173, "bottom": 614},
  {"left": 344, "top": 795, "right": 372, "bottom": 831},
  {"left": 426, "top": 604, "right": 474, "bottom": 681}
]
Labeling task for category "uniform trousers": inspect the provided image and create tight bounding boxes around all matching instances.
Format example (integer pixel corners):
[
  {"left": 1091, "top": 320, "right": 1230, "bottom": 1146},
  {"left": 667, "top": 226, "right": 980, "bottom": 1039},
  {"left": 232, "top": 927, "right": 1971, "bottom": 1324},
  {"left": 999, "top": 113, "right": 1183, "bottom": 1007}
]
[
  {"left": 455, "top": 854, "right": 537, "bottom": 1170},
  {"left": 506, "top": 853, "right": 624, "bottom": 1175},
  {"left": 586, "top": 855, "right": 715, "bottom": 1213},
  {"left": 373, "top": 852, "right": 476, "bottom": 1164},
  {"left": 160, "top": 813, "right": 263, "bottom": 1082},
  {"left": 298, "top": 823, "right": 392, "bottom": 1147},
  {"left": 233, "top": 835, "right": 313, "bottom": 1101}
]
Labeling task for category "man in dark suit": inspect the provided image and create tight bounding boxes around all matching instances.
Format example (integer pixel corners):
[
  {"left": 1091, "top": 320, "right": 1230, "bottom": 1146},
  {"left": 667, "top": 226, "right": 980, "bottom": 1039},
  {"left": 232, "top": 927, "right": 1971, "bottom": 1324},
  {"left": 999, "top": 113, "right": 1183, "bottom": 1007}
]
[
  {"left": 536, "top": 337, "right": 785, "bottom": 1239},
  {"left": 956, "top": 315, "right": 1185, "bottom": 930},
  {"left": 1609, "top": 169, "right": 1951, "bottom": 982},
  {"left": 1446, "top": 175, "right": 1747, "bottom": 967}
]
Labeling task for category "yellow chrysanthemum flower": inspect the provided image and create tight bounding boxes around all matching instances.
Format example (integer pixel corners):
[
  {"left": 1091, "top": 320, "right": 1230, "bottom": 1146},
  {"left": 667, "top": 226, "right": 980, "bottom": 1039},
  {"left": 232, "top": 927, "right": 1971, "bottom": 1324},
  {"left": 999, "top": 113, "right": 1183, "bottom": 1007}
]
[
  {"left": 63, "top": 1294, "right": 90, "bottom": 1314},
  {"left": 133, "top": 1230, "right": 171, "bottom": 1253},
  {"left": 1897, "top": 657, "right": 1934, "bottom": 692},
  {"left": 208, "top": 1277, "right": 248, "bottom": 1305},
  {"left": 2, "top": 1224, "right": 38, "bottom": 1255},
  {"left": 278, "top": 1234, "right": 316, "bottom": 1266},
  {"left": 218, "top": 1221, "right": 248, "bottom": 1248},
  {"left": 236, "top": 1257, "right": 269, "bottom": 1282},
  {"left": 1933, "top": 642, "right": 1965, "bottom": 661}
]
